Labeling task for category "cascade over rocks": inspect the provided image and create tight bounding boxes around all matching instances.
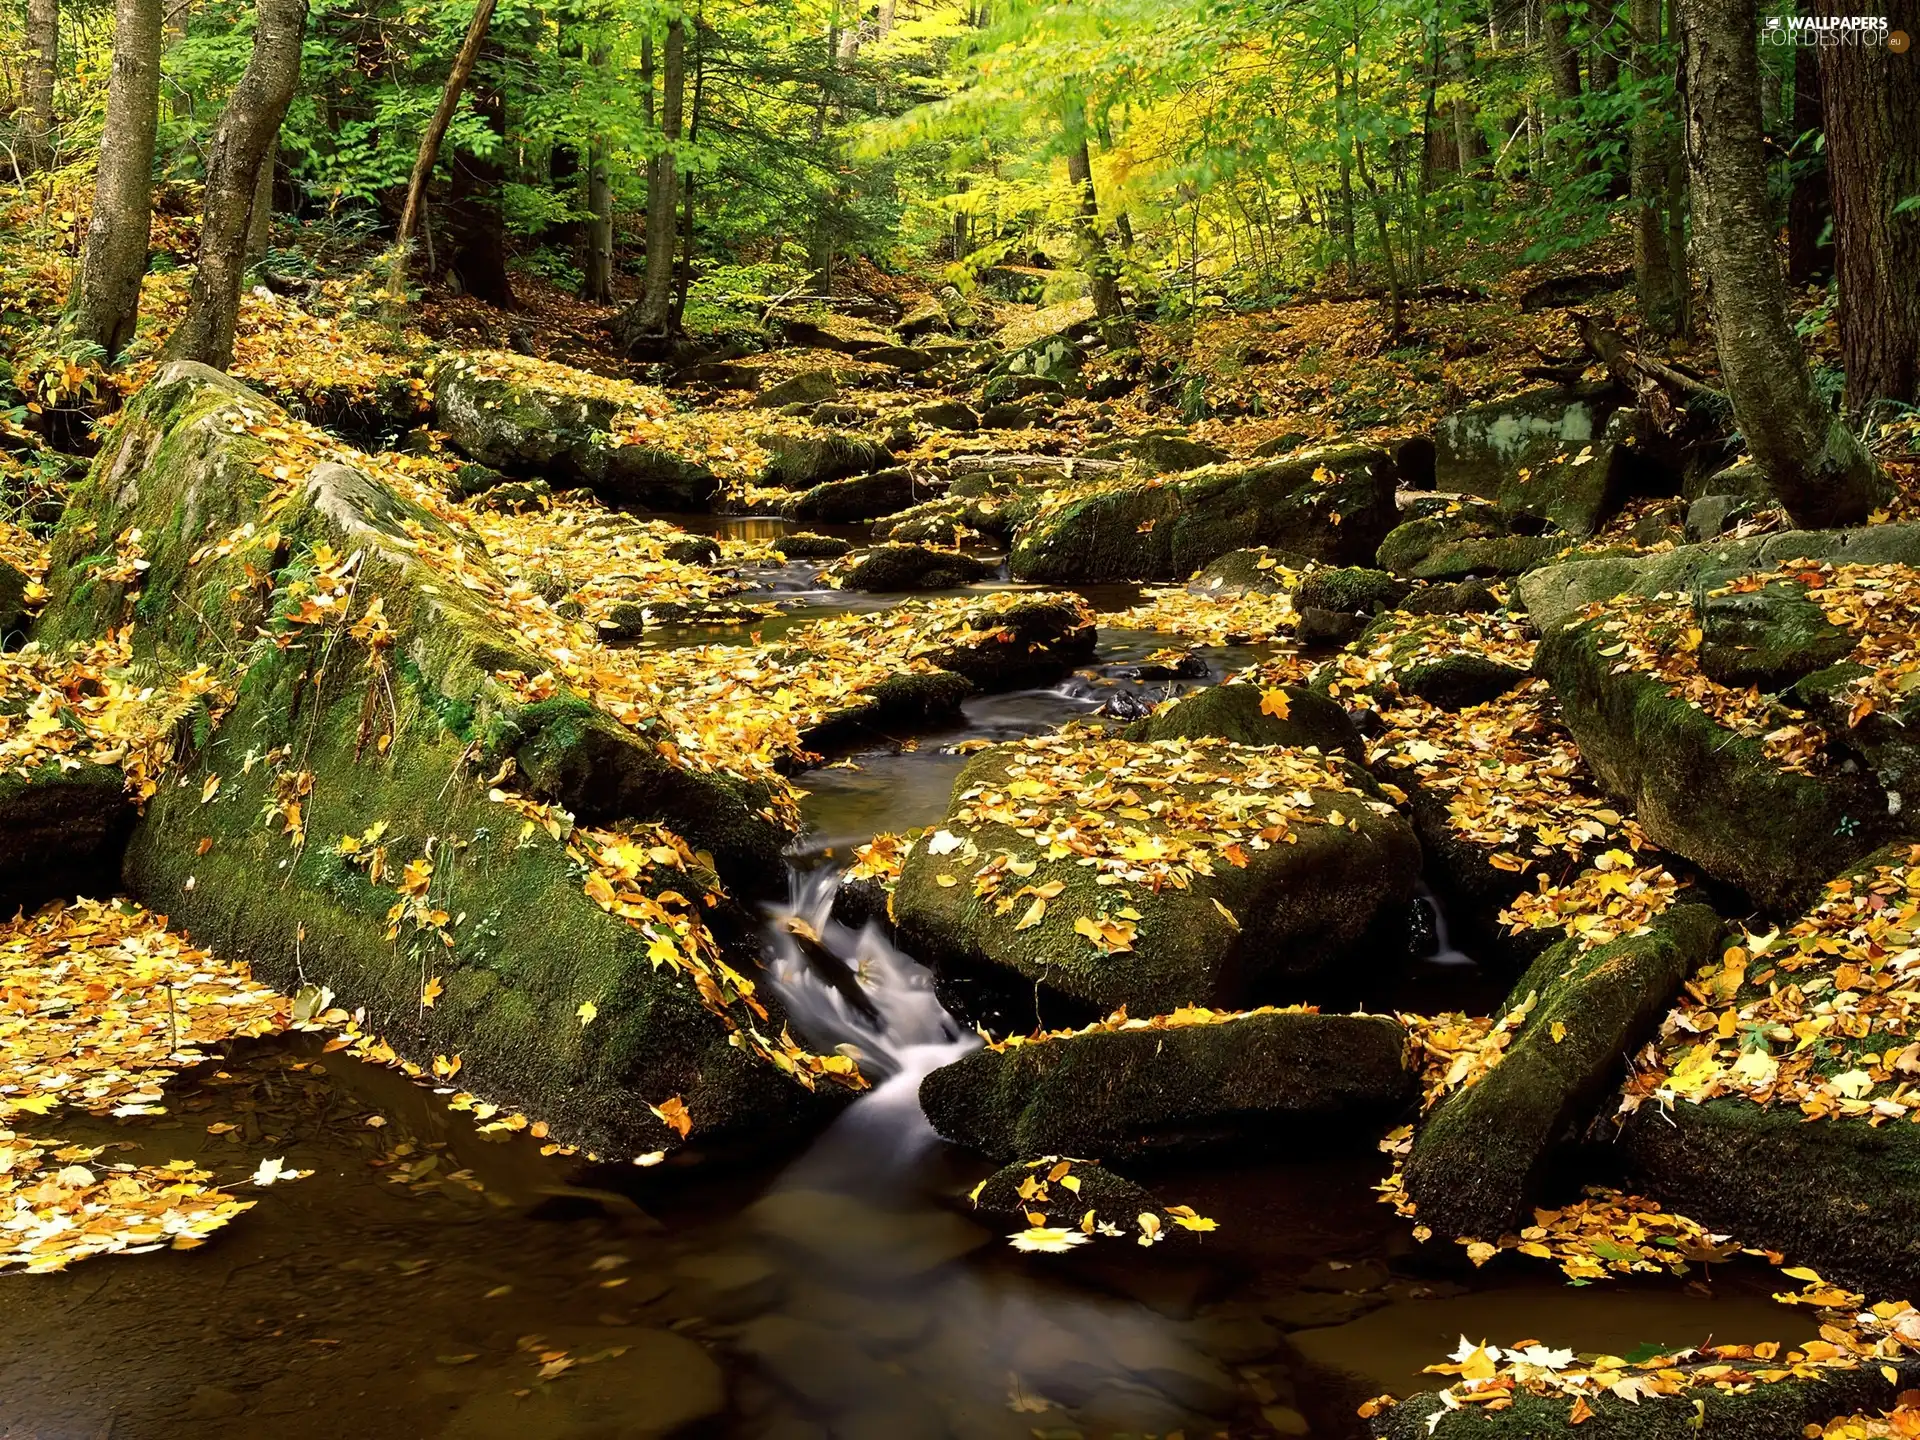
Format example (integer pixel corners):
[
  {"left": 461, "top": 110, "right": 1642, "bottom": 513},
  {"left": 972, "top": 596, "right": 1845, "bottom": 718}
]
[
  {"left": 919, "top": 1010, "right": 1416, "bottom": 1161},
  {"left": 37, "top": 363, "right": 815, "bottom": 1156},
  {"left": 893, "top": 733, "right": 1421, "bottom": 1015},
  {"left": 1009, "top": 447, "right": 1400, "bottom": 584}
]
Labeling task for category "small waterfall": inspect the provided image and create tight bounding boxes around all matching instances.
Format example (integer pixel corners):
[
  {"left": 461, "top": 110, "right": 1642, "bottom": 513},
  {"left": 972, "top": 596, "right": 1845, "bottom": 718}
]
[
  {"left": 762, "top": 867, "right": 979, "bottom": 1188},
  {"left": 1418, "top": 881, "right": 1477, "bottom": 968}
]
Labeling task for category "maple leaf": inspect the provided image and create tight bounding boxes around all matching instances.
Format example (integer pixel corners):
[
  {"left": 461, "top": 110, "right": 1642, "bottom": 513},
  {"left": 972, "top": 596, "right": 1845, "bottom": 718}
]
[
  {"left": 1260, "top": 688, "right": 1292, "bottom": 719},
  {"left": 650, "top": 1094, "right": 692, "bottom": 1138},
  {"left": 421, "top": 975, "right": 444, "bottom": 1008}
]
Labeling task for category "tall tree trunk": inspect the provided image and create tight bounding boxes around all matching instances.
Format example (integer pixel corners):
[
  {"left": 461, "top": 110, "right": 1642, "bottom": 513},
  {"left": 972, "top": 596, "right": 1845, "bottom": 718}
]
[
  {"left": 24, "top": 0, "right": 58, "bottom": 169},
  {"left": 1629, "top": 0, "right": 1678, "bottom": 332},
  {"left": 1333, "top": 55, "right": 1359, "bottom": 277},
  {"left": 1448, "top": 36, "right": 1487, "bottom": 176},
  {"left": 386, "top": 0, "right": 498, "bottom": 303},
  {"left": 1679, "top": 0, "right": 1885, "bottom": 525},
  {"left": 614, "top": 16, "right": 683, "bottom": 350},
  {"left": 163, "top": 0, "right": 305, "bottom": 370},
  {"left": 1589, "top": 0, "right": 1622, "bottom": 90},
  {"left": 1784, "top": 39, "right": 1827, "bottom": 285},
  {"left": 70, "top": 0, "right": 161, "bottom": 364},
  {"left": 1064, "top": 125, "right": 1123, "bottom": 322},
  {"left": 245, "top": 131, "right": 277, "bottom": 268},
  {"left": 581, "top": 42, "right": 613, "bottom": 303},
  {"left": 670, "top": 22, "right": 703, "bottom": 328},
  {"left": 444, "top": 30, "right": 513, "bottom": 309},
  {"left": 1541, "top": 0, "right": 1586, "bottom": 119},
  {"left": 1816, "top": 0, "right": 1920, "bottom": 411}
]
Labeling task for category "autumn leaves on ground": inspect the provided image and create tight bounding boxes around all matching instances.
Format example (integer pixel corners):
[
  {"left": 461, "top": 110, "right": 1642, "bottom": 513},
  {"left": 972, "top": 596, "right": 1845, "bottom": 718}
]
[{"left": 5, "top": 0, "right": 1920, "bottom": 1429}]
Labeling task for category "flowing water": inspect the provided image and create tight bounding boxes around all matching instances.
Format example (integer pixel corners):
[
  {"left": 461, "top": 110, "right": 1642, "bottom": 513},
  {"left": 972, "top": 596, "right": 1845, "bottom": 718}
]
[{"left": 0, "top": 564, "right": 1820, "bottom": 1440}]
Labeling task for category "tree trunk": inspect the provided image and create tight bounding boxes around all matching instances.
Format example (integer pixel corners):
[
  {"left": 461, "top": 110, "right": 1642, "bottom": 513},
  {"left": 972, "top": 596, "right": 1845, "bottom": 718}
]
[
  {"left": 163, "top": 0, "right": 305, "bottom": 370},
  {"left": 1333, "top": 55, "right": 1359, "bottom": 277},
  {"left": 581, "top": 46, "right": 613, "bottom": 302},
  {"left": 615, "top": 14, "right": 683, "bottom": 348},
  {"left": 386, "top": 0, "right": 497, "bottom": 304},
  {"left": 1449, "top": 37, "right": 1487, "bottom": 174},
  {"left": 1629, "top": 0, "right": 1679, "bottom": 332},
  {"left": 1784, "top": 39, "right": 1827, "bottom": 285},
  {"left": 444, "top": 30, "right": 513, "bottom": 309},
  {"left": 24, "top": 0, "right": 58, "bottom": 169},
  {"left": 1679, "top": 0, "right": 1885, "bottom": 525},
  {"left": 245, "top": 131, "right": 277, "bottom": 268},
  {"left": 1065, "top": 127, "right": 1123, "bottom": 322},
  {"left": 1541, "top": 0, "right": 1585, "bottom": 107},
  {"left": 70, "top": 0, "right": 161, "bottom": 364},
  {"left": 1817, "top": 0, "right": 1920, "bottom": 411},
  {"left": 1589, "top": 0, "right": 1622, "bottom": 91},
  {"left": 670, "top": 23, "right": 704, "bottom": 329}
]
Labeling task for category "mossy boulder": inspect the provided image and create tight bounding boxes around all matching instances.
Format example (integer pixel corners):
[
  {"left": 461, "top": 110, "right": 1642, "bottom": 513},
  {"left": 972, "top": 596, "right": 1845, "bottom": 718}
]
[
  {"left": 757, "top": 431, "right": 894, "bottom": 489},
  {"left": 980, "top": 373, "right": 1065, "bottom": 407},
  {"left": 1537, "top": 616, "right": 1902, "bottom": 912},
  {"left": 1193, "top": 547, "right": 1302, "bottom": 594},
  {"left": 1123, "top": 683, "right": 1363, "bottom": 760},
  {"left": 1515, "top": 522, "right": 1920, "bottom": 634},
  {"left": 829, "top": 543, "right": 996, "bottom": 592},
  {"left": 920, "top": 1011, "right": 1415, "bottom": 1161},
  {"left": 1403, "top": 905, "right": 1722, "bottom": 1240},
  {"left": 912, "top": 593, "right": 1096, "bottom": 690},
  {"left": 894, "top": 737, "right": 1421, "bottom": 1015},
  {"left": 965, "top": 1157, "right": 1184, "bottom": 1240},
  {"left": 1373, "top": 1360, "right": 1920, "bottom": 1440},
  {"left": 1376, "top": 517, "right": 1566, "bottom": 581},
  {"left": 0, "top": 557, "right": 34, "bottom": 641},
  {"left": 1432, "top": 384, "right": 1629, "bottom": 536},
  {"left": 1294, "top": 566, "right": 1411, "bottom": 615},
  {"left": 770, "top": 531, "right": 852, "bottom": 560},
  {"left": 0, "top": 762, "right": 134, "bottom": 915},
  {"left": 755, "top": 369, "right": 840, "bottom": 408},
  {"left": 39, "top": 363, "right": 812, "bottom": 1156},
  {"left": 1009, "top": 448, "right": 1399, "bottom": 584},
  {"left": 910, "top": 401, "right": 980, "bottom": 432},
  {"left": 783, "top": 466, "right": 923, "bottom": 523},
  {"left": 1695, "top": 579, "right": 1860, "bottom": 690},
  {"left": 874, "top": 489, "right": 1032, "bottom": 546},
  {"left": 432, "top": 355, "right": 717, "bottom": 509},
  {"left": 1331, "top": 613, "right": 1533, "bottom": 711},
  {"left": 1083, "top": 432, "right": 1231, "bottom": 474}
]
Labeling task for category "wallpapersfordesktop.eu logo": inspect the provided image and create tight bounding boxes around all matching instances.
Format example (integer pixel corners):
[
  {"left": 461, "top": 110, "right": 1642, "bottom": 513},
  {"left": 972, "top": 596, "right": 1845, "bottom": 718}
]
[{"left": 1763, "top": 13, "right": 1912, "bottom": 49}]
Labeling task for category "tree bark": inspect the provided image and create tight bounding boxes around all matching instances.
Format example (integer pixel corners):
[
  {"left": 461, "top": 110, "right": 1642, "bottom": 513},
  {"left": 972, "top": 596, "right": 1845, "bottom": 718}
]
[
  {"left": 1448, "top": 36, "right": 1487, "bottom": 175},
  {"left": 245, "top": 131, "right": 277, "bottom": 268},
  {"left": 1784, "top": 38, "right": 1827, "bottom": 285},
  {"left": 1333, "top": 53, "right": 1359, "bottom": 277},
  {"left": 1065, "top": 126, "right": 1124, "bottom": 322},
  {"left": 1816, "top": 0, "right": 1920, "bottom": 411},
  {"left": 1541, "top": 0, "right": 1586, "bottom": 106},
  {"left": 443, "top": 27, "right": 513, "bottom": 309},
  {"left": 163, "top": 0, "right": 305, "bottom": 370},
  {"left": 1589, "top": 0, "right": 1622, "bottom": 90},
  {"left": 24, "top": 0, "right": 58, "bottom": 169},
  {"left": 670, "top": 22, "right": 704, "bottom": 328},
  {"left": 1629, "top": 0, "right": 1679, "bottom": 333},
  {"left": 613, "top": 14, "right": 683, "bottom": 349},
  {"left": 386, "top": 0, "right": 497, "bottom": 303},
  {"left": 70, "top": 0, "right": 161, "bottom": 364},
  {"left": 581, "top": 44, "right": 613, "bottom": 303},
  {"left": 1679, "top": 0, "right": 1885, "bottom": 525}
]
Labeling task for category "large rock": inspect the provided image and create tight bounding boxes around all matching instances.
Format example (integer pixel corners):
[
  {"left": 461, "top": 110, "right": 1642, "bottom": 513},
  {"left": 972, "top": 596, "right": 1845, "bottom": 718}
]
[
  {"left": 758, "top": 430, "right": 894, "bottom": 488},
  {"left": 920, "top": 1011, "right": 1415, "bottom": 1161},
  {"left": 829, "top": 543, "right": 995, "bottom": 592},
  {"left": 783, "top": 466, "right": 923, "bottom": 522},
  {"left": 1376, "top": 515, "right": 1567, "bottom": 581},
  {"left": 874, "top": 489, "right": 1033, "bottom": 546},
  {"left": 432, "top": 352, "right": 717, "bottom": 509},
  {"left": 1402, "top": 905, "right": 1721, "bottom": 1240},
  {"left": 1537, "top": 607, "right": 1903, "bottom": 913},
  {"left": 1516, "top": 522, "right": 1920, "bottom": 634},
  {"left": 1432, "top": 384, "right": 1628, "bottom": 536},
  {"left": 38, "top": 363, "right": 812, "bottom": 1156},
  {"left": 894, "top": 734, "right": 1422, "bottom": 1014},
  {"left": 1374, "top": 1360, "right": 1920, "bottom": 1440},
  {"left": 1009, "top": 448, "right": 1399, "bottom": 584},
  {"left": 1123, "top": 683, "right": 1364, "bottom": 760},
  {"left": 0, "top": 764, "right": 133, "bottom": 916},
  {"left": 755, "top": 368, "right": 839, "bottom": 408}
]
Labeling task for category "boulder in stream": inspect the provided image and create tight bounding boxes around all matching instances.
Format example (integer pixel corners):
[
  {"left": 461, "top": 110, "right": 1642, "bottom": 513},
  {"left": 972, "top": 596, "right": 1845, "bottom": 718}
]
[
  {"left": 893, "top": 733, "right": 1421, "bottom": 1015},
  {"left": 37, "top": 362, "right": 819, "bottom": 1156},
  {"left": 432, "top": 351, "right": 717, "bottom": 509},
  {"left": 1402, "top": 903, "right": 1721, "bottom": 1240},
  {"left": 758, "top": 429, "right": 895, "bottom": 488},
  {"left": 829, "top": 543, "right": 996, "bottom": 592},
  {"left": 1009, "top": 447, "right": 1399, "bottom": 584},
  {"left": 783, "top": 466, "right": 922, "bottom": 523},
  {"left": 920, "top": 1010, "right": 1415, "bottom": 1161}
]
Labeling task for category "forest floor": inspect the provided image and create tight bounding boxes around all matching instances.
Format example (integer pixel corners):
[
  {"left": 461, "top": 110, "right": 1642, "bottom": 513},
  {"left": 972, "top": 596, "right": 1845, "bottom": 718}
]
[{"left": 7, "top": 175, "right": 1920, "bottom": 1440}]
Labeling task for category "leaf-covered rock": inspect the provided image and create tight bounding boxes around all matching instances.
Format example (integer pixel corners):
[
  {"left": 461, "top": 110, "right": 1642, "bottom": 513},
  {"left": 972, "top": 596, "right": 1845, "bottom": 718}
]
[
  {"left": 920, "top": 1008, "right": 1414, "bottom": 1161},
  {"left": 828, "top": 542, "right": 996, "bottom": 592},
  {"left": 1402, "top": 904, "right": 1721, "bottom": 1240},
  {"left": 894, "top": 733, "right": 1421, "bottom": 1014},
  {"left": 1008, "top": 447, "right": 1399, "bottom": 584},
  {"left": 1432, "top": 384, "right": 1629, "bottom": 536}
]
